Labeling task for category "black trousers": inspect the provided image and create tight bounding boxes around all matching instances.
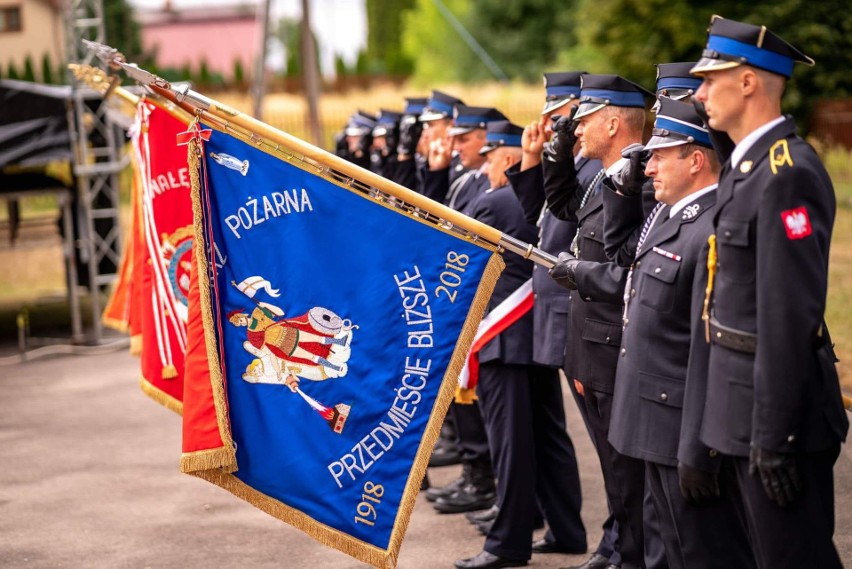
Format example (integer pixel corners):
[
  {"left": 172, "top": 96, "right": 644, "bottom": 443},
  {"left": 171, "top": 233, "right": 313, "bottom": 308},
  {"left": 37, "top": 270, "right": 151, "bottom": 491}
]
[
  {"left": 585, "top": 387, "right": 665, "bottom": 569},
  {"left": 477, "top": 362, "right": 586, "bottom": 560},
  {"left": 733, "top": 445, "right": 843, "bottom": 568},
  {"left": 565, "top": 375, "right": 620, "bottom": 562},
  {"left": 449, "top": 399, "right": 491, "bottom": 464},
  {"left": 645, "top": 459, "right": 755, "bottom": 569}
]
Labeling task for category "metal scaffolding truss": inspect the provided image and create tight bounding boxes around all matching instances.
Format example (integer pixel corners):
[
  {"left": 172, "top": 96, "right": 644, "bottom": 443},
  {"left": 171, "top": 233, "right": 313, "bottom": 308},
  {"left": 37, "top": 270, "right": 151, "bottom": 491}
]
[{"left": 64, "top": 0, "right": 124, "bottom": 343}]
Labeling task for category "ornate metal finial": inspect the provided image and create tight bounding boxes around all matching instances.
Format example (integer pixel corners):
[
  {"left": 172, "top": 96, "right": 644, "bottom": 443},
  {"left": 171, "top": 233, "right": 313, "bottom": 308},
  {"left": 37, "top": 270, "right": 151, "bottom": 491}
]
[
  {"left": 118, "top": 62, "right": 172, "bottom": 90},
  {"left": 81, "top": 39, "right": 125, "bottom": 69}
]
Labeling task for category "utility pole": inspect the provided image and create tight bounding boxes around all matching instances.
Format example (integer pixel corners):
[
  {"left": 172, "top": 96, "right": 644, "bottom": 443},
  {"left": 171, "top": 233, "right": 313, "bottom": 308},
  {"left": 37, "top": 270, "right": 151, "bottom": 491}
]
[
  {"left": 300, "top": 0, "right": 323, "bottom": 146},
  {"left": 251, "top": 0, "right": 272, "bottom": 119}
]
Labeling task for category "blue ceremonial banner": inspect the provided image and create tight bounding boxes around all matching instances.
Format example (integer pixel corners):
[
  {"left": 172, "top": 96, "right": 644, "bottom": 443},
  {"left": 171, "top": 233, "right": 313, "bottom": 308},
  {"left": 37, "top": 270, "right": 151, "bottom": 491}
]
[{"left": 187, "top": 123, "right": 503, "bottom": 567}]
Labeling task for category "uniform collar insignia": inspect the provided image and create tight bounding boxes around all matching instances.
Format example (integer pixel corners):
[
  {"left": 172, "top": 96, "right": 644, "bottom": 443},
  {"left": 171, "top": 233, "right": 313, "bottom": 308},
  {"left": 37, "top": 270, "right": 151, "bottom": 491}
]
[
  {"left": 739, "top": 160, "right": 753, "bottom": 174},
  {"left": 682, "top": 203, "right": 701, "bottom": 219}
]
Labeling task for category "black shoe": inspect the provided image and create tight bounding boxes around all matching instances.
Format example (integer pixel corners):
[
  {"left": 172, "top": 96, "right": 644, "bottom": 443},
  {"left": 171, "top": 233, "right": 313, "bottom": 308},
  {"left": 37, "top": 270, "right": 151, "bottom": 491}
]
[
  {"left": 559, "top": 553, "right": 611, "bottom": 569},
  {"left": 454, "top": 550, "right": 528, "bottom": 569},
  {"left": 429, "top": 441, "right": 461, "bottom": 467},
  {"left": 531, "top": 538, "right": 586, "bottom": 555},
  {"left": 424, "top": 475, "right": 465, "bottom": 502},
  {"left": 433, "top": 484, "right": 497, "bottom": 514},
  {"left": 475, "top": 519, "right": 494, "bottom": 536},
  {"left": 465, "top": 504, "right": 499, "bottom": 524}
]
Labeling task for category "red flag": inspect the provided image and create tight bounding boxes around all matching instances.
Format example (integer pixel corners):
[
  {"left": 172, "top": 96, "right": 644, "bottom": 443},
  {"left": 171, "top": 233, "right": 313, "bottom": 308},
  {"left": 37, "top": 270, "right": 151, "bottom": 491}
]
[{"left": 132, "top": 98, "right": 192, "bottom": 412}]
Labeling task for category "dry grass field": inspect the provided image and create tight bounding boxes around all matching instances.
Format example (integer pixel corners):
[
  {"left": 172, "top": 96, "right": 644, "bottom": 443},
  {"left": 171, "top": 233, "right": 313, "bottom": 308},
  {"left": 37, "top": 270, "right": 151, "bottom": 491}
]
[{"left": 2, "top": 84, "right": 851, "bottom": 390}]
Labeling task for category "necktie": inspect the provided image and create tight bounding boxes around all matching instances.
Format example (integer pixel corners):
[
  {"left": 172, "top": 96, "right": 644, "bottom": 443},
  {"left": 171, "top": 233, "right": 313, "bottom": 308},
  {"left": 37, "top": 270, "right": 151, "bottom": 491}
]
[{"left": 622, "top": 202, "right": 666, "bottom": 327}]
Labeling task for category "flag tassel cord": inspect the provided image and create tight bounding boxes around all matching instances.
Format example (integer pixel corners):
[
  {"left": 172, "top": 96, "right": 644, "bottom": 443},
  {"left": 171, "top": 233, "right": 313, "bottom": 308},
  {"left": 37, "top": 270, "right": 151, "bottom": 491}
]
[{"left": 78, "top": 41, "right": 559, "bottom": 270}]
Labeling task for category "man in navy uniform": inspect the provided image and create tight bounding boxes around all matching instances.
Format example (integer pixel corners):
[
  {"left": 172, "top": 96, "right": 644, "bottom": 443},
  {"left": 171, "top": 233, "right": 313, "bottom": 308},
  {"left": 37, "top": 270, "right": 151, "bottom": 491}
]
[
  {"left": 429, "top": 105, "right": 509, "bottom": 516},
  {"left": 369, "top": 109, "right": 401, "bottom": 177},
  {"left": 454, "top": 120, "right": 585, "bottom": 569},
  {"left": 551, "top": 97, "right": 755, "bottom": 569},
  {"left": 417, "top": 90, "right": 467, "bottom": 202},
  {"left": 427, "top": 105, "right": 508, "bottom": 215},
  {"left": 541, "top": 74, "right": 654, "bottom": 569},
  {"left": 690, "top": 15, "right": 848, "bottom": 568},
  {"left": 505, "top": 71, "right": 615, "bottom": 567},
  {"left": 387, "top": 97, "right": 428, "bottom": 193}
]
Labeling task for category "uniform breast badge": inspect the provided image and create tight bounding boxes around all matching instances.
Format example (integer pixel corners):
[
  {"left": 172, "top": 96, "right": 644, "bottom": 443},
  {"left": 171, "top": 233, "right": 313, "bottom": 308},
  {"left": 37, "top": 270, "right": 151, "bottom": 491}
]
[{"left": 739, "top": 160, "right": 753, "bottom": 174}]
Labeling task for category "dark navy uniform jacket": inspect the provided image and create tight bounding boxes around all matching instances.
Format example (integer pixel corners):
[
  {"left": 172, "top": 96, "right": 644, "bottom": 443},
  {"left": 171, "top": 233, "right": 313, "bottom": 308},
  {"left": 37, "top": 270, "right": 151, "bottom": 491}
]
[
  {"left": 701, "top": 117, "right": 848, "bottom": 458},
  {"left": 573, "top": 190, "right": 722, "bottom": 470},
  {"left": 506, "top": 156, "right": 603, "bottom": 368},
  {"left": 543, "top": 158, "right": 621, "bottom": 393},
  {"left": 468, "top": 183, "right": 538, "bottom": 366}
]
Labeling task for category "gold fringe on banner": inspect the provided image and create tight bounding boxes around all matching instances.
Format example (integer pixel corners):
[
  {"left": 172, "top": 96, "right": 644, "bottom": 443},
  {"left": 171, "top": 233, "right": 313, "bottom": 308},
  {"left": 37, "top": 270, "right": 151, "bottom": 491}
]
[
  {"left": 102, "top": 315, "right": 129, "bottom": 333},
  {"left": 183, "top": 117, "right": 506, "bottom": 568},
  {"left": 129, "top": 334, "right": 143, "bottom": 356},
  {"left": 139, "top": 375, "right": 183, "bottom": 415},
  {"left": 187, "top": 136, "right": 237, "bottom": 468},
  {"left": 180, "top": 448, "right": 238, "bottom": 474}
]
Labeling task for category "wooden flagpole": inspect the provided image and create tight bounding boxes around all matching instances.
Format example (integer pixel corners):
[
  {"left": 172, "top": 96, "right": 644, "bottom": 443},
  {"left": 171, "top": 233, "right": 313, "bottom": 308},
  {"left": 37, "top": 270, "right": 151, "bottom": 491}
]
[{"left": 78, "top": 40, "right": 558, "bottom": 270}]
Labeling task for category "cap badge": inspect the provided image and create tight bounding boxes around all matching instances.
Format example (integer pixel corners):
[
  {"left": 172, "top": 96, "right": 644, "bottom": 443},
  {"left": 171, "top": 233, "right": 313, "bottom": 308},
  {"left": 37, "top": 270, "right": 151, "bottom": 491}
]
[{"left": 769, "top": 139, "right": 794, "bottom": 175}]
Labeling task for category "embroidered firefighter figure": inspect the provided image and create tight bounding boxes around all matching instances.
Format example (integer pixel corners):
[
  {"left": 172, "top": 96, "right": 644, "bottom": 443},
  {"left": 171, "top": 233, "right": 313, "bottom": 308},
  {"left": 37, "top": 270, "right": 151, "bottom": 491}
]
[
  {"left": 682, "top": 203, "right": 701, "bottom": 220},
  {"left": 161, "top": 226, "right": 194, "bottom": 321},
  {"left": 228, "top": 277, "right": 356, "bottom": 433},
  {"left": 781, "top": 206, "right": 812, "bottom": 240}
]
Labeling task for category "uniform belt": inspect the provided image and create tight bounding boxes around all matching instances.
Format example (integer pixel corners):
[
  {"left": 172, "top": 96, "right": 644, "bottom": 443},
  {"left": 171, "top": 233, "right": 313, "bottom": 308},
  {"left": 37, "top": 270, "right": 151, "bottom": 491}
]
[{"left": 708, "top": 316, "right": 757, "bottom": 354}]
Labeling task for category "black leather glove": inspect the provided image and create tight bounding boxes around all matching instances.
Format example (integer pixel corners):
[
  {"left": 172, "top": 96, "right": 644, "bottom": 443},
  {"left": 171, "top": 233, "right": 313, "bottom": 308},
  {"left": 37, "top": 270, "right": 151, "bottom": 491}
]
[
  {"left": 678, "top": 462, "right": 720, "bottom": 504},
  {"left": 749, "top": 446, "right": 803, "bottom": 507},
  {"left": 543, "top": 106, "right": 579, "bottom": 162},
  {"left": 355, "top": 131, "right": 373, "bottom": 158},
  {"left": 397, "top": 115, "right": 423, "bottom": 157},
  {"left": 609, "top": 143, "right": 648, "bottom": 197},
  {"left": 549, "top": 251, "right": 580, "bottom": 290}
]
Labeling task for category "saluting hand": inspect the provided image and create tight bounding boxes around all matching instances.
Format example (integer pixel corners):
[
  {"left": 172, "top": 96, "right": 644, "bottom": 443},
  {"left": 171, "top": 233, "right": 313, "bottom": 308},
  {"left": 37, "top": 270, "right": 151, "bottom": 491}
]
[
  {"left": 428, "top": 137, "right": 451, "bottom": 171},
  {"left": 520, "top": 121, "right": 546, "bottom": 170}
]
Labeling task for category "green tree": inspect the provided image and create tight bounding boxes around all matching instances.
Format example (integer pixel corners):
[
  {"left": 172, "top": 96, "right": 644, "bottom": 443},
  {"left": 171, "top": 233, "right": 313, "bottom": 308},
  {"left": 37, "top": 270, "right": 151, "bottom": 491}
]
[
  {"left": 334, "top": 54, "right": 350, "bottom": 78},
  {"left": 401, "top": 0, "right": 477, "bottom": 84},
  {"left": 233, "top": 58, "right": 245, "bottom": 85},
  {"left": 103, "top": 0, "right": 147, "bottom": 63},
  {"left": 22, "top": 55, "right": 36, "bottom": 82},
  {"left": 40, "top": 53, "right": 55, "bottom": 84},
  {"left": 365, "top": 0, "right": 415, "bottom": 75},
  {"left": 7, "top": 61, "right": 19, "bottom": 80},
  {"left": 563, "top": 0, "right": 852, "bottom": 123}
]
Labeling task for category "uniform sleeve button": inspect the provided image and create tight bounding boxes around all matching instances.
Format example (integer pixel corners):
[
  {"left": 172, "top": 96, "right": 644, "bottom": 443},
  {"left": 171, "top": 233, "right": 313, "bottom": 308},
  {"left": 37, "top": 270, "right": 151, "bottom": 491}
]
[
  {"left": 605, "top": 336, "right": 611, "bottom": 342},
  {"left": 630, "top": 289, "right": 636, "bottom": 296},
  {"left": 787, "top": 434, "right": 796, "bottom": 443},
  {"left": 590, "top": 231, "right": 595, "bottom": 237},
  {"left": 636, "top": 261, "right": 641, "bottom": 267},
  {"left": 724, "top": 230, "right": 732, "bottom": 237},
  {"left": 709, "top": 449, "right": 718, "bottom": 457},
  {"left": 660, "top": 392, "right": 668, "bottom": 401},
  {"left": 620, "top": 348, "right": 626, "bottom": 356},
  {"left": 654, "top": 267, "right": 661, "bottom": 274}
]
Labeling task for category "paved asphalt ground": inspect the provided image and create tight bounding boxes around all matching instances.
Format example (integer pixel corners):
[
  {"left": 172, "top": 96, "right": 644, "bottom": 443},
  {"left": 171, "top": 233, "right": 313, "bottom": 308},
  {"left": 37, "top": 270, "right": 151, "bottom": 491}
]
[{"left": 2, "top": 347, "right": 851, "bottom": 568}]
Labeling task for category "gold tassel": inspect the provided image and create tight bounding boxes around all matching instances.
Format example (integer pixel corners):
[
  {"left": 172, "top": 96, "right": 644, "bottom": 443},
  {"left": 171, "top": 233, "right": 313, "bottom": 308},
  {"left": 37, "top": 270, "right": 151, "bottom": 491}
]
[
  {"left": 455, "top": 387, "right": 478, "bottom": 404},
  {"left": 162, "top": 364, "right": 178, "bottom": 379},
  {"left": 129, "top": 334, "right": 143, "bottom": 356},
  {"left": 702, "top": 234, "right": 717, "bottom": 343}
]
